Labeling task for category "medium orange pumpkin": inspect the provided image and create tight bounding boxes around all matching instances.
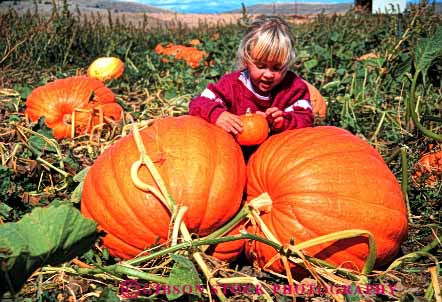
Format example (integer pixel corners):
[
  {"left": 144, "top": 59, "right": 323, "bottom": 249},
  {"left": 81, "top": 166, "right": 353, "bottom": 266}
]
[
  {"left": 25, "top": 76, "right": 116, "bottom": 139},
  {"left": 235, "top": 108, "right": 269, "bottom": 146},
  {"left": 245, "top": 126, "right": 408, "bottom": 273},
  {"left": 87, "top": 57, "right": 125, "bottom": 81},
  {"left": 303, "top": 80, "right": 327, "bottom": 120},
  {"left": 81, "top": 115, "right": 246, "bottom": 259}
]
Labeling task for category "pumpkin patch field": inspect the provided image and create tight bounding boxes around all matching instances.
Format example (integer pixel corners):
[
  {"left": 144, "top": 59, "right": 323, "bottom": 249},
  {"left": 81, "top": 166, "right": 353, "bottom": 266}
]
[{"left": 0, "top": 2, "right": 441, "bottom": 301}]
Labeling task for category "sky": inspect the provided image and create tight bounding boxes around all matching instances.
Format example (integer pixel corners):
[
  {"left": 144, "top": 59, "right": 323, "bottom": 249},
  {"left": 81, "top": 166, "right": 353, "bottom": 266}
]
[{"left": 121, "top": 0, "right": 422, "bottom": 14}]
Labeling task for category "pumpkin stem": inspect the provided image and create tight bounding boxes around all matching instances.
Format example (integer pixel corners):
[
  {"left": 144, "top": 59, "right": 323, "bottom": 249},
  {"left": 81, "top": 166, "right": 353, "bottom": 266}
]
[
  {"left": 248, "top": 192, "right": 272, "bottom": 213},
  {"left": 246, "top": 107, "right": 252, "bottom": 115},
  {"left": 62, "top": 113, "right": 72, "bottom": 125},
  {"left": 171, "top": 206, "right": 188, "bottom": 246}
]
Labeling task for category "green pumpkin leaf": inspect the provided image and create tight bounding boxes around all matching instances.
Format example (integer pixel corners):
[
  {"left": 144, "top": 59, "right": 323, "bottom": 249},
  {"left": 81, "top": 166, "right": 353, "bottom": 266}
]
[
  {"left": 0, "top": 202, "right": 99, "bottom": 296},
  {"left": 28, "top": 135, "right": 58, "bottom": 157},
  {"left": 344, "top": 283, "right": 363, "bottom": 302},
  {"left": 97, "top": 288, "right": 120, "bottom": 302},
  {"left": 0, "top": 202, "right": 12, "bottom": 220},
  {"left": 167, "top": 253, "right": 203, "bottom": 300},
  {"left": 414, "top": 26, "right": 442, "bottom": 75},
  {"left": 304, "top": 59, "right": 318, "bottom": 71},
  {"left": 71, "top": 167, "right": 90, "bottom": 203}
]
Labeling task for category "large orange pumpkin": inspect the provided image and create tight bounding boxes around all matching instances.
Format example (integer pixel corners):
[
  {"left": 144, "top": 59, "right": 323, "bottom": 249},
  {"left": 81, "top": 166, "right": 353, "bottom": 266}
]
[
  {"left": 245, "top": 126, "right": 408, "bottom": 273},
  {"left": 25, "top": 76, "right": 116, "bottom": 139},
  {"left": 81, "top": 115, "right": 246, "bottom": 259}
]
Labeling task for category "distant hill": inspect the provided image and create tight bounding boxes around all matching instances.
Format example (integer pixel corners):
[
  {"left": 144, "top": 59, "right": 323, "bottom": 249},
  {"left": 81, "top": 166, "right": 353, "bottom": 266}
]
[
  {"left": 87, "top": 1, "right": 173, "bottom": 13},
  {"left": 230, "top": 3, "right": 353, "bottom": 15},
  {"left": 228, "top": 0, "right": 442, "bottom": 15},
  {"left": 2, "top": 0, "right": 441, "bottom": 15},
  {"left": 0, "top": 0, "right": 173, "bottom": 14},
  {"left": 231, "top": 1, "right": 442, "bottom": 15}
]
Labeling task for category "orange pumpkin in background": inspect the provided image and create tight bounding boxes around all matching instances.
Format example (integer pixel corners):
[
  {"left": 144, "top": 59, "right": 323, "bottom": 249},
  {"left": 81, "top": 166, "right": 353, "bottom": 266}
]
[
  {"left": 412, "top": 150, "right": 442, "bottom": 187},
  {"left": 245, "top": 126, "right": 408, "bottom": 274},
  {"left": 25, "top": 76, "right": 117, "bottom": 139},
  {"left": 303, "top": 80, "right": 327, "bottom": 120},
  {"left": 81, "top": 115, "right": 246, "bottom": 259},
  {"left": 154, "top": 43, "right": 208, "bottom": 68},
  {"left": 356, "top": 52, "right": 380, "bottom": 61},
  {"left": 235, "top": 108, "right": 269, "bottom": 146},
  {"left": 87, "top": 57, "right": 125, "bottom": 81}
]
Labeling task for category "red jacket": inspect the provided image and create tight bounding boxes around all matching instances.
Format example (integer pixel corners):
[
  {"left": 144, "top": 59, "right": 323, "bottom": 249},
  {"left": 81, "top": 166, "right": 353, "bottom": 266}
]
[{"left": 189, "top": 70, "right": 314, "bottom": 131}]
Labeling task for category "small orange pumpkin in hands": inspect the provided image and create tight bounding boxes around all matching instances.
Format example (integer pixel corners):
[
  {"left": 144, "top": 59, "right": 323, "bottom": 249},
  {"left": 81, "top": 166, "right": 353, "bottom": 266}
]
[
  {"left": 235, "top": 108, "right": 269, "bottom": 146},
  {"left": 87, "top": 57, "right": 125, "bottom": 81}
]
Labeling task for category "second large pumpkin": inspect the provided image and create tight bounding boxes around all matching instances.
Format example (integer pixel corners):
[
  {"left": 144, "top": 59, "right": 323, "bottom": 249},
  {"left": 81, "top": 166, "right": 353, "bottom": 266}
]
[
  {"left": 245, "top": 126, "right": 408, "bottom": 273},
  {"left": 81, "top": 115, "right": 246, "bottom": 259}
]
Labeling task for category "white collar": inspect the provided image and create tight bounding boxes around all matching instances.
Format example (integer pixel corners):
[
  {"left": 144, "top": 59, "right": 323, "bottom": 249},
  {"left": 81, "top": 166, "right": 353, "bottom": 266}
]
[{"left": 239, "top": 70, "right": 271, "bottom": 101}]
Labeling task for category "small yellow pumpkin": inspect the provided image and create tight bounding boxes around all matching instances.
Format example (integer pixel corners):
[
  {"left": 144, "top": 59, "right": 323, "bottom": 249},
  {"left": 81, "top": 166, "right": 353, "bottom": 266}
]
[{"left": 87, "top": 57, "right": 125, "bottom": 81}]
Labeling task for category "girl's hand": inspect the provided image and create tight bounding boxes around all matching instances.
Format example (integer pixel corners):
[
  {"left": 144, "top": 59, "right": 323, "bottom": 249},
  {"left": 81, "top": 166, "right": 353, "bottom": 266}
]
[
  {"left": 265, "top": 107, "right": 284, "bottom": 130},
  {"left": 216, "top": 111, "right": 243, "bottom": 134}
]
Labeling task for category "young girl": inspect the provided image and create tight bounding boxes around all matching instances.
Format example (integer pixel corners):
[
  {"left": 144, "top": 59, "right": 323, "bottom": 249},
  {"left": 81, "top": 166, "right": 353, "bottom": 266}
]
[{"left": 189, "top": 15, "right": 313, "bottom": 135}]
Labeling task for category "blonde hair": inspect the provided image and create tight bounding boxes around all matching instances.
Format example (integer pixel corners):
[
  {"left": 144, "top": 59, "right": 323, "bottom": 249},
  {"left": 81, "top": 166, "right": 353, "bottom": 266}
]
[{"left": 236, "top": 15, "right": 296, "bottom": 71}]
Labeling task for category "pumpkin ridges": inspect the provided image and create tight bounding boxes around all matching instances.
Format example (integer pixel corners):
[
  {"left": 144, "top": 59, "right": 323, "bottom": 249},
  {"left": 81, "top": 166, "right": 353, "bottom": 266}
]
[
  {"left": 256, "top": 132, "right": 386, "bottom": 195},
  {"left": 179, "top": 127, "right": 216, "bottom": 233},
  {"left": 82, "top": 195, "right": 145, "bottom": 256},
  {"left": 102, "top": 135, "right": 170, "bottom": 244},
  {"left": 303, "top": 80, "right": 327, "bottom": 119},
  {"left": 81, "top": 116, "right": 246, "bottom": 259},
  {"left": 236, "top": 109, "right": 269, "bottom": 146},
  {"left": 245, "top": 126, "right": 408, "bottom": 272},
  {"left": 51, "top": 123, "right": 71, "bottom": 140},
  {"left": 209, "top": 223, "right": 246, "bottom": 262},
  {"left": 82, "top": 160, "right": 147, "bottom": 249},
  {"left": 82, "top": 142, "right": 169, "bottom": 250},
  {"left": 149, "top": 117, "right": 246, "bottom": 234},
  {"left": 201, "top": 133, "right": 246, "bottom": 232},
  {"left": 101, "top": 232, "right": 144, "bottom": 259},
  {"left": 107, "top": 142, "right": 171, "bottom": 245},
  {"left": 82, "top": 202, "right": 145, "bottom": 259}
]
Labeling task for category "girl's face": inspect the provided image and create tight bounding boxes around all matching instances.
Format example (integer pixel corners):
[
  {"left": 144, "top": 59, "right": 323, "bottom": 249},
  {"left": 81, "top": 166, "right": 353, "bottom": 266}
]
[{"left": 246, "top": 59, "right": 286, "bottom": 96}]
